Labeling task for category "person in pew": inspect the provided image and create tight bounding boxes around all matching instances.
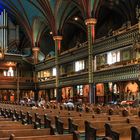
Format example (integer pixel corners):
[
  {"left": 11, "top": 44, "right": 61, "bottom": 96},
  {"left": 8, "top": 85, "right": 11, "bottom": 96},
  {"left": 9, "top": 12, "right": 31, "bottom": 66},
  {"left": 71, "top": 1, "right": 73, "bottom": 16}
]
[
  {"left": 27, "top": 98, "right": 36, "bottom": 107},
  {"left": 63, "top": 100, "right": 68, "bottom": 108},
  {"left": 31, "top": 105, "right": 38, "bottom": 109},
  {"left": 19, "top": 99, "right": 25, "bottom": 106},
  {"left": 66, "top": 99, "right": 74, "bottom": 109},
  {"left": 37, "top": 98, "right": 46, "bottom": 108}
]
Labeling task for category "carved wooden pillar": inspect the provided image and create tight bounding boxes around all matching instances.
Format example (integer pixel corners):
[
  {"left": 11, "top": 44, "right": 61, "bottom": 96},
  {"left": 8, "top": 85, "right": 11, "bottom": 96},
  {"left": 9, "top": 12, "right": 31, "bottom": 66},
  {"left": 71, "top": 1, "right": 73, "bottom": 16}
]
[
  {"left": 32, "top": 47, "right": 40, "bottom": 65},
  {"left": 16, "top": 63, "right": 20, "bottom": 102},
  {"left": 32, "top": 47, "right": 40, "bottom": 101},
  {"left": 136, "top": 5, "right": 140, "bottom": 33},
  {"left": 53, "top": 36, "right": 62, "bottom": 102},
  {"left": 85, "top": 18, "right": 97, "bottom": 104}
]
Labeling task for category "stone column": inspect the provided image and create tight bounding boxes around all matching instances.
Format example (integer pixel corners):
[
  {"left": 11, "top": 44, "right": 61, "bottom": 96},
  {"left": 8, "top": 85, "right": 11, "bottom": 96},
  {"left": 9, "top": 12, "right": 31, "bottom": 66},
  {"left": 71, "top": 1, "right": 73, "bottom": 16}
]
[
  {"left": 85, "top": 18, "right": 97, "bottom": 104},
  {"left": 16, "top": 63, "right": 20, "bottom": 102},
  {"left": 32, "top": 47, "right": 40, "bottom": 65},
  {"left": 32, "top": 47, "right": 40, "bottom": 101},
  {"left": 136, "top": 5, "right": 140, "bottom": 33},
  {"left": 53, "top": 36, "right": 63, "bottom": 102}
]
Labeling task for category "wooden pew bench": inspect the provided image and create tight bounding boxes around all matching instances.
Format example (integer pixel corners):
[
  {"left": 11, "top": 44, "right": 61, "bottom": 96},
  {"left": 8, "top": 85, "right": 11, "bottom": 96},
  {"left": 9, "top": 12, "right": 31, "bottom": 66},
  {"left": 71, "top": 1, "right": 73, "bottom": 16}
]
[
  {"left": 104, "top": 123, "right": 135, "bottom": 140},
  {"left": 68, "top": 117, "right": 129, "bottom": 133},
  {"left": 0, "top": 123, "right": 33, "bottom": 130},
  {"left": 131, "top": 126, "right": 140, "bottom": 140},
  {"left": 0, "top": 128, "right": 50, "bottom": 138},
  {"left": 0, "top": 132, "right": 80, "bottom": 140},
  {"left": 0, "top": 117, "right": 12, "bottom": 121},
  {"left": 57, "top": 115, "right": 97, "bottom": 130},
  {"left": 69, "top": 116, "right": 140, "bottom": 139}
]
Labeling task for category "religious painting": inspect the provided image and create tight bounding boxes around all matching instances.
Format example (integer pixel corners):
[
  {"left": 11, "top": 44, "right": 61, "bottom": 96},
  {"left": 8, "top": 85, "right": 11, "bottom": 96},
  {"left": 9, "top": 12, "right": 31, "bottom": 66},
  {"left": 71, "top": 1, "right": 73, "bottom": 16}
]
[
  {"left": 122, "top": 49, "right": 131, "bottom": 61},
  {"left": 96, "top": 83, "right": 104, "bottom": 96},
  {"left": 96, "top": 54, "right": 107, "bottom": 66},
  {"left": 83, "top": 85, "right": 89, "bottom": 97},
  {"left": 62, "top": 87, "right": 73, "bottom": 99}
]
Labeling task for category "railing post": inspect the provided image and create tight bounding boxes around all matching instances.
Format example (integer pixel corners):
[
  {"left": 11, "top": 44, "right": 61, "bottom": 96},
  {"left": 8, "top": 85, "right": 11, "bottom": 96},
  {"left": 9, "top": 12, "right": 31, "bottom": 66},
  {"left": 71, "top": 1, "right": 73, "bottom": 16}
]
[{"left": 16, "top": 63, "right": 20, "bottom": 103}]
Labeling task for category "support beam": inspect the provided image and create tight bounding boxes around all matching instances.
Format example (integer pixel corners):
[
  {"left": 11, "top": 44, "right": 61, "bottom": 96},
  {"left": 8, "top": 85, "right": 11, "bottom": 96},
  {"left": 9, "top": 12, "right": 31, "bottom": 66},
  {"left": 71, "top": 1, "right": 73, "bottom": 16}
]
[
  {"left": 85, "top": 18, "right": 97, "bottom": 104},
  {"left": 32, "top": 47, "right": 40, "bottom": 101},
  {"left": 53, "top": 36, "right": 62, "bottom": 102},
  {"left": 32, "top": 47, "right": 40, "bottom": 65}
]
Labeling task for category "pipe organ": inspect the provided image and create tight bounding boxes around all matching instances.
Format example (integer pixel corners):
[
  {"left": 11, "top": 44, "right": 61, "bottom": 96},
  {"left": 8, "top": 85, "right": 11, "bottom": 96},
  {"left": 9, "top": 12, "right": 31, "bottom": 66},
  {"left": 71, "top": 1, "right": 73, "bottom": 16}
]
[{"left": 0, "top": 9, "right": 7, "bottom": 53}]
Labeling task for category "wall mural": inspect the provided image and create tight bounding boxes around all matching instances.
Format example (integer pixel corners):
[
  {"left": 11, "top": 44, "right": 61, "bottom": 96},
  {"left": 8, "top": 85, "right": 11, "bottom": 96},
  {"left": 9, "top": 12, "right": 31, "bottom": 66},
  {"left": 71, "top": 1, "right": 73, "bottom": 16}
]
[
  {"left": 96, "top": 54, "right": 107, "bottom": 66},
  {"left": 122, "top": 49, "right": 131, "bottom": 61},
  {"left": 62, "top": 87, "right": 73, "bottom": 99},
  {"left": 96, "top": 83, "right": 104, "bottom": 96},
  {"left": 124, "top": 82, "right": 139, "bottom": 100}
]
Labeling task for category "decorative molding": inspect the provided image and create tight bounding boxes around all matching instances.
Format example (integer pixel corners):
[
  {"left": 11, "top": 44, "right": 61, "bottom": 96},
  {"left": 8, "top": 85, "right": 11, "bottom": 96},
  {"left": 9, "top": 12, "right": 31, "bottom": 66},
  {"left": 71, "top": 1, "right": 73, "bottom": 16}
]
[
  {"left": 36, "top": 24, "right": 140, "bottom": 87},
  {"left": 94, "top": 64, "right": 139, "bottom": 83},
  {"left": 38, "top": 79, "right": 55, "bottom": 89},
  {"left": 0, "top": 81, "right": 34, "bottom": 89},
  {"left": 35, "top": 46, "right": 88, "bottom": 71},
  {"left": 60, "top": 72, "right": 88, "bottom": 87},
  {"left": 35, "top": 58, "right": 55, "bottom": 71},
  {"left": 93, "top": 28, "right": 138, "bottom": 55},
  {"left": 85, "top": 18, "right": 97, "bottom": 25}
]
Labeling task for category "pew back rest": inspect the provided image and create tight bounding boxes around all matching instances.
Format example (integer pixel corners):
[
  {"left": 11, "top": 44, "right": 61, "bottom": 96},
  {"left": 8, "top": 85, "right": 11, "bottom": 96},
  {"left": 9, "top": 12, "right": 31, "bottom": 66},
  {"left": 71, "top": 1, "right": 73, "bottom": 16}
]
[
  {"left": 131, "top": 126, "right": 140, "bottom": 140},
  {"left": 8, "top": 132, "right": 80, "bottom": 140},
  {"left": 0, "top": 128, "right": 50, "bottom": 138}
]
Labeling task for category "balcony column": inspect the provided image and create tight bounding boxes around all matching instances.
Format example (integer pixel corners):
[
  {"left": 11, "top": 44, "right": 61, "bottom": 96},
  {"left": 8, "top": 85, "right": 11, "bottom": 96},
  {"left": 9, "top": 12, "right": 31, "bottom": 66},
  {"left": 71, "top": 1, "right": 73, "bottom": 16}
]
[
  {"left": 16, "top": 63, "right": 20, "bottom": 102},
  {"left": 85, "top": 18, "right": 97, "bottom": 104},
  {"left": 53, "top": 36, "right": 63, "bottom": 102},
  {"left": 136, "top": 5, "right": 140, "bottom": 33},
  {"left": 32, "top": 47, "right": 40, "bottom": 65},
  {"left": 32, "top": 47, "right": 40, "bottom": 101}
]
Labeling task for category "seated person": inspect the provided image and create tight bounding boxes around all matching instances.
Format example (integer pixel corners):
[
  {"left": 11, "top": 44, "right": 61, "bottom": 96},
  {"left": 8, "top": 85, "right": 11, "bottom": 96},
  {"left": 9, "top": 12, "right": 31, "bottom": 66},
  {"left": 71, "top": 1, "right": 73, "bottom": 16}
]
[
  {"left": 66, "top": 99, "right": 74, "bottom": 108},
  {"left": 19, "top": 99, "right": 25, "bottom": 105},
  {"left": 38, "top": 98, "right": 46, "bottom": 107}
]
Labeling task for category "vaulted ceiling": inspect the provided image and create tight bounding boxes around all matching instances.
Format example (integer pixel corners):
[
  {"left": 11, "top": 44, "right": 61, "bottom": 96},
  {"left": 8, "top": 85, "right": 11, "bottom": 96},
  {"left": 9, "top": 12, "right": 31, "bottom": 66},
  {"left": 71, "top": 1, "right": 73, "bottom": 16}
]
[{"left": 0, "top": 0, "right": 139, "bottom": 60}]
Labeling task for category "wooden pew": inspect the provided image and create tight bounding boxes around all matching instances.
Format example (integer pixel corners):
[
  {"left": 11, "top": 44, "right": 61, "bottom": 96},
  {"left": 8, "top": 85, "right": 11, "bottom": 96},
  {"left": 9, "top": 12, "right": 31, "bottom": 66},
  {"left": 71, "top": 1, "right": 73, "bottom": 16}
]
[
  {"left": 0, "top": 128, "right": 51, "bottom": 138},
  {"left": 104, "top": 123, "right": 132, "bottom": 140},
  {"left": 68, "top": 116, "right": 127, "bottom": 133},
  {"left": 0, "top": 131, "right": 80, "bottom": 140},
  {"left": 131, "top": 126, "right": 140, "bottom": 140},
  {"left": 0, "top": 124, "right": 33, "bottom": 130},
  {"left": 85, "top": 121, "right": 97, "bottom": 140},
  {"left": 69, "top": 115, "right": 140, "bottom": 140}
]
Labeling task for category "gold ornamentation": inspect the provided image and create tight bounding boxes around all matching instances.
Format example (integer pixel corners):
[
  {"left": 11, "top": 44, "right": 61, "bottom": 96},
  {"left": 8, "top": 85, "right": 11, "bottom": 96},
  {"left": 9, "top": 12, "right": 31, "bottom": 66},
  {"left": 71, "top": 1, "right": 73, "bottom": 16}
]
[{"left": 85, "top": 18, "right": 97, "bottom": 25}]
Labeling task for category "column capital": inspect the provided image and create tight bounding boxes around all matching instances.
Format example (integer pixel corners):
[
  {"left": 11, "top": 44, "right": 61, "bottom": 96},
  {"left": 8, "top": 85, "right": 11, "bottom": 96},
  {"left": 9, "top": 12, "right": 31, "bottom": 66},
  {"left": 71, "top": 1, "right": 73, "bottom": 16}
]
[
  {"left": 32, "top": 47, "right": 40, "bottom": 52},
  {"left": 85, "top": 18, "right": 97, "bottom": 25},
  {"left": 32, "top": 47, "right": 40, "bottom": 64},
  {"left": 53, "top": 36, "right": 63, "bottom": 41}
]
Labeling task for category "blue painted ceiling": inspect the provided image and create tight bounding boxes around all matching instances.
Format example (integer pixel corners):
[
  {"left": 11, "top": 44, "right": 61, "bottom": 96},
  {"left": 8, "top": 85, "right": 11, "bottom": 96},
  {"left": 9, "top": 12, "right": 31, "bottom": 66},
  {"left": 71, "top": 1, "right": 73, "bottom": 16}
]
[{"left": 0, "top": 0, "right": 139, "bottom": 61}]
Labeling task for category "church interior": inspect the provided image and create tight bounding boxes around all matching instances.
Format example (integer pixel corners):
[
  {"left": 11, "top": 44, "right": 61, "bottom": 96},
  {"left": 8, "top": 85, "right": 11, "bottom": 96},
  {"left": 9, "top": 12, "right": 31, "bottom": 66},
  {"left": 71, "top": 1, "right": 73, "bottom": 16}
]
[{"left": 0, "top": 0, "right": 139, "bottom": 139}]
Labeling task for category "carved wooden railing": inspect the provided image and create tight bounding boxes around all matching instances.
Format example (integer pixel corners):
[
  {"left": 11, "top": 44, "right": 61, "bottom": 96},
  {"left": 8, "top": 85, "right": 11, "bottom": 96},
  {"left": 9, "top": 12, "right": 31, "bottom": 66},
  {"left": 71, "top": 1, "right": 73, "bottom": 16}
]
[
  {"left": 96, "top": 58, "right": 140, "bottom": 71},
  {"left": 0, "top": 76, "right": 34, "bottom": 83},
  {"left": 36, "top": 24, "right": 139, "bottom": 72},
  {"left": 36, "top": 23, "right": 140, "bottom": 86}
]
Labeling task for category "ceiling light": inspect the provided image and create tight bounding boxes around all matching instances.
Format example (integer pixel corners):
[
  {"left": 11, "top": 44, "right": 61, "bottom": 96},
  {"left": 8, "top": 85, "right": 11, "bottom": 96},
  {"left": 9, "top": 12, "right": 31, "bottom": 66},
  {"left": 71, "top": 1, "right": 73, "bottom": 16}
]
[
  {"left": 50, "top": 31, "right": 53, "bottom": 35},
  {"left": 74, "top": 17, "right": 78, "bottom": 21}
]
